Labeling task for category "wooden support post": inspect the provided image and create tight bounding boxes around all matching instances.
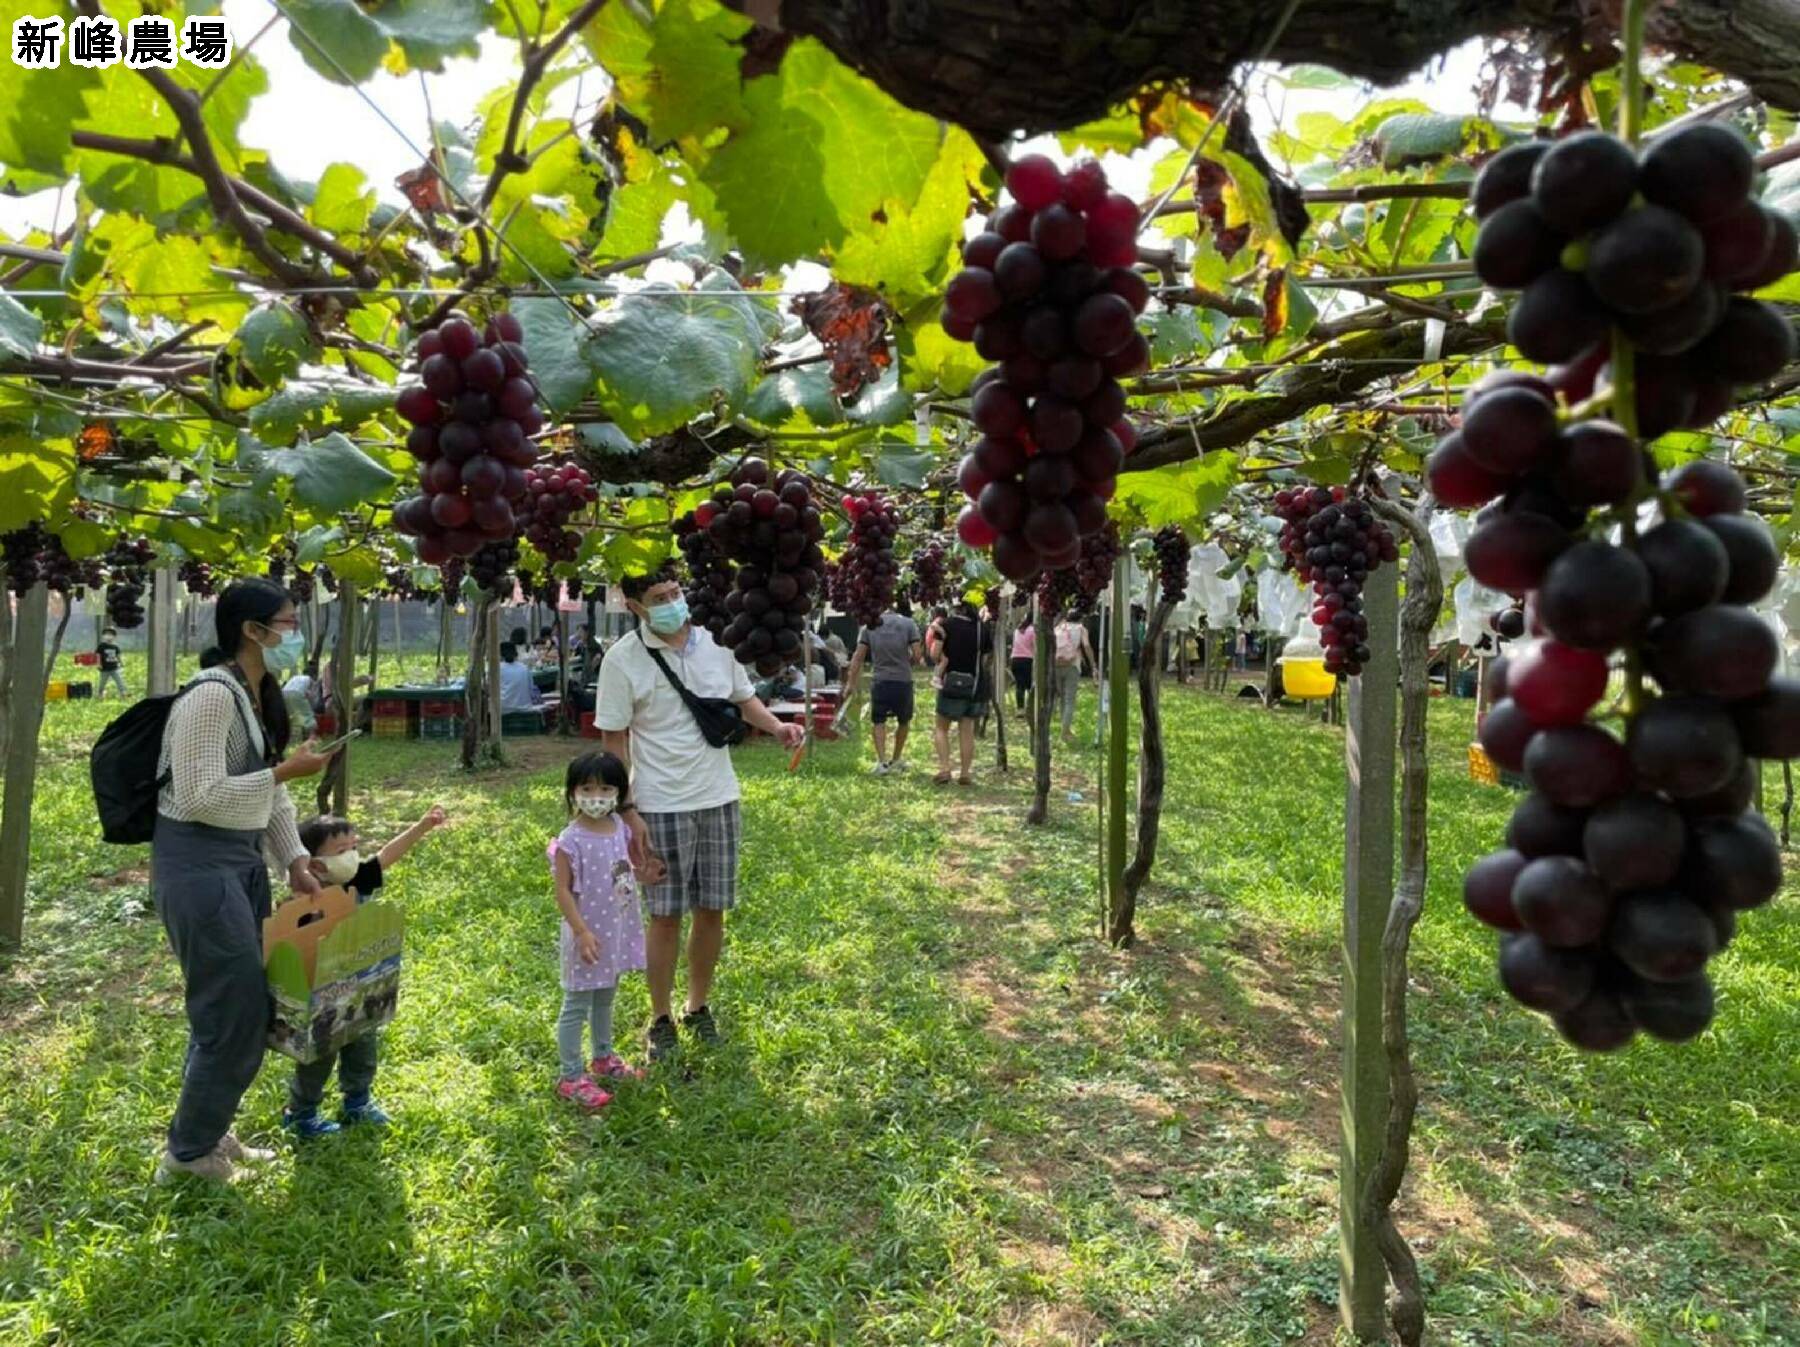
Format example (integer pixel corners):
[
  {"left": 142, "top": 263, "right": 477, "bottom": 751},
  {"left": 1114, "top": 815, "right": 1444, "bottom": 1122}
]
[
  {"left": 147, "top": 566, "right": 177, "bottom": 696},
  {"left": 0, "top": 585, "right": 50, "bottom": 950},
  {"left": 318, "top": 583, "right": 356, "bottom": 816},
  {"left": 1105, "top": 554, "right": 1129, "bottom": 938},
  {"left": 1027, "top": 597, "right": 1053, "bottom": 825},
  {"left": 991, "top": 590, "right": 1009, "bottom": 772},
  {"left": 1340, "top": 561, "right": 1397, "bottom": 1342},
  {"left": 486, "top": 601, "right": 503, "bottom": 746}
]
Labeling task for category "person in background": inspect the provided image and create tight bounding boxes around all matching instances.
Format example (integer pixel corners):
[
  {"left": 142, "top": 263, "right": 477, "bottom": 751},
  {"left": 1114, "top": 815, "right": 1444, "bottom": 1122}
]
[
  {"left": 1053, "top": 614, "right": 1094, "bottom": 744},
  {"left": 535, "top": 635, "right": 560, "bottom": 671},
  {"left": 497, "top": 642, "right": 544, "bottom": 713},
  {"left": 509, "top": 626, "right": 535, "bottom": 667},
  {"left": 95, "top": 626, "right": 127, "bottom": 700},
  {"left": 595, "top": 570, "right": 803, "bottom": 1063},
  {"left": 282, "top": 662, "right": 322, "bottom": 738},
  {"left": 840, "top": 601, "right": 921, "bottom": 776},
  {"left": 932, "top": 600, "right": 989, "bottom": 786},
  {"left": 1010, "top": 617, "right": 1036, "bottom": 714},
  {"left": 283, "top": 804, "right": 448, "bottom": 1137},
  {"left": 151, "top": 578, "right": 333, "bottom": 1183}
]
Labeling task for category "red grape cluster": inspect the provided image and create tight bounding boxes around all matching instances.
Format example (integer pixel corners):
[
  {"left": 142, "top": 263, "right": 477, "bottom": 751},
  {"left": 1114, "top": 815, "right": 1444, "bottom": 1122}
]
[
  {"left": 672, "top": 459, "right": 825, "bottom": 676},
  {"left": 1152, "top": 526, "right": 1191, "bottom": 605},
  {"left": 677, "top": 523, "right": 734, "bottom": 641},
  {"left": 1471, "top": 127, "right": 1796, "bottom": 433},
  {"left": 391, "top": 313, "right": 545, "bottom": 564},
  {"left": 1035, "top": 565, "right": 1082, "bottom": 619},
  {"left": 840, "top": 491, "right": 901, "bottom": 628},
  {"left": 908, "top": 539, "right": 948, "bottom": 607},
  {"left": 942, "top": 154, "right": 1149, "bottom": 582},
  {"left": 516, "top": 460, "right": 596, "bottom": 563},
  {"left": 1273, "top": 488, "right": 1398, "bottom": 677},
  {"left": 1463, "top": 454, "right": 1796, "bottom": 1050},
  {"left": 178, "top": 559, "right": 216, "bottom": 598}
]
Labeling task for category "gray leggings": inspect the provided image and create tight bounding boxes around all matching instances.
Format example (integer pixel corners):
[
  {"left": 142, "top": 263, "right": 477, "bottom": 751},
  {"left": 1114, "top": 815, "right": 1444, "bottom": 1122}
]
[
  {"left": 557, "top": 985, "right": 617, "bottom": 1078},
  {"left": 1054, "top": 662, "right": 1082, "bottom": 733}
]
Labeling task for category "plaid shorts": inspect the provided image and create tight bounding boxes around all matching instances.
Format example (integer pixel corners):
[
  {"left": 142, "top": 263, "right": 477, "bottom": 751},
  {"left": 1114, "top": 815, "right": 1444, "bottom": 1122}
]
[{"left": 641, "top": 802, "right": 742, "bottom": 917}]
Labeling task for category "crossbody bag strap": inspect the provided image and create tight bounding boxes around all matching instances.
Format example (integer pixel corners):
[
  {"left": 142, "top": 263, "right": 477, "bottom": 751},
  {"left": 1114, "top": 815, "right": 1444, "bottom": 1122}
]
[{"left": 640, "top": 633, "right": 715, "bottom": 722}]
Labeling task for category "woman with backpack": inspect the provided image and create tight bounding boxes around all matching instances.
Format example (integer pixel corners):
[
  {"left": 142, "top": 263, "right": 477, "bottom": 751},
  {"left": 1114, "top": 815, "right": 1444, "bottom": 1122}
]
[{"left": 151, "top": 578, "right": 332, "bottom": 1183}]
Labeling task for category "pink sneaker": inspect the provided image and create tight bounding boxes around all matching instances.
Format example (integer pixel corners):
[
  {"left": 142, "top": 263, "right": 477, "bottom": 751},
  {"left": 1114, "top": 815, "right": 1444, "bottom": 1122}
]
[
  {"left": 589, "top": 1053, "right": 644, "bottom": 1081},
  {"left": 556, "top": 1075, "right": 612, "bottom": 1110}
]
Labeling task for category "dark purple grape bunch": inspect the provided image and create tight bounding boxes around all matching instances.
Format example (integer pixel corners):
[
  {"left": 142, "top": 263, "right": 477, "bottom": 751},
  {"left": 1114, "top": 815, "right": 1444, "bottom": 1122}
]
[
  {"left": 673, "top": 458, "right": 824, "bottom": 677},
  {"left": 438, "top": 556, "right": 466, "bottom": 601},
  {"left": 2, "top": 524, "right": 48, "bottom": 594},
  {"left": 1471, "top": 127, "right": 1796, "bottom": 434},
  {"left": 102, "top": 536, "right": 156, "bottom": 629},
  {"left": 1035, "top": 564, "right": 1082, "bottom": 619},
  {"left": 178, "top": 559, "right": 216, "bottom": 598},
  {"left": 942, "top": 154, "right": 1148, "bottom": 582},
  {"left": 468, "top": 537, "right": 520, "bottom": 596},
  {"left": 516, "top": 460, "right": 596, "bottom": 564},
  {"left": 391, "top": 312, "right": 544, "bottom": 564},
  {"left": 1465, "top": 456, "right": 1798, "bottom": 1051},
  {"left": 1273, "top": 487, "right": 1397, "bottom": 677},
  {"left": 908, "top": 539, "right": 948, "bottom": 607},
  {"left": 1073, "top": 520, "right": 1121, "bottom": 599},
  {"left": 675, "top": 518, "right": 734, "bottom": 641},
  {"left": 840, "top": 492, "right": 901, "bottom": 629},
  {"left": 1152, "top": 526, "right": 1191, "bottom": 605},
  {"left": 1, "top": 523, "right": 98, "bottom": 596}
]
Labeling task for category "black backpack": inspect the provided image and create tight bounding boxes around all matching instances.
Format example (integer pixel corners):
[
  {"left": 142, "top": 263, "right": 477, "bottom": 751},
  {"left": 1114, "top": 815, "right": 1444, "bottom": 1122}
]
[{"left": 89, "top": 676, "right": 258, "bottom": 844}]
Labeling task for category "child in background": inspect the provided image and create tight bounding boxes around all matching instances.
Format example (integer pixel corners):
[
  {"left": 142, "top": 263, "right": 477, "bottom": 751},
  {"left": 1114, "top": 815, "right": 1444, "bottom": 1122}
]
[
  {"left": 282, "top": 804, "right": 448, "bottom": 1137},
  {"left": 95, "top": 627, "right": 126, "bottom": 699},
  {"left": 551, "top": 751, "right": 647, "bottom": 1110}
]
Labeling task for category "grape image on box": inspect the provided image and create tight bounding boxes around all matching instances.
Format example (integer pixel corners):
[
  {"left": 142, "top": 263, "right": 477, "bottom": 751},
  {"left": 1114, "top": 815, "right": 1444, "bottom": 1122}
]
[{"left": 1444, "top": 123, "right": 1800, "bottom": 1051}]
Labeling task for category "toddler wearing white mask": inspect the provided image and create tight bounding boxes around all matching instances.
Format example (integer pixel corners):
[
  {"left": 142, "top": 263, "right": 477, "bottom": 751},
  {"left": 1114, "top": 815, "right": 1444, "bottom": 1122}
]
[{"left": 281, "top": 804, "right": 446, "bottom": 1138}]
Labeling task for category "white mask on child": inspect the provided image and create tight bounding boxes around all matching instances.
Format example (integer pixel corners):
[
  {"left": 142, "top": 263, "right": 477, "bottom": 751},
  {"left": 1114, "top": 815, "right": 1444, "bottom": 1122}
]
[
  {"left": 574, "top": 791, "right": 617, "bottom": 818},
  {"left": 317, "top": 850, "right": 361, "bottom": 885}
]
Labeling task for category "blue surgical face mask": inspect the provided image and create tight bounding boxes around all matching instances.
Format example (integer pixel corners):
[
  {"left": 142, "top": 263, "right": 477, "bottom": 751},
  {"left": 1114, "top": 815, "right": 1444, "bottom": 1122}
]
[
  {"left": 645, "top": 597, "right": 689, "bottom": 635},
  {"left": 260, "top": 625, "right": 306, "bottom": 675}
]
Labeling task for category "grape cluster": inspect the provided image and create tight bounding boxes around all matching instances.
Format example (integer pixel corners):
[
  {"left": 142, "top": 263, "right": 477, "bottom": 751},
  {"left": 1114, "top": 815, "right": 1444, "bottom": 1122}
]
[
  {"left": 1152, "top": 526, "right": 1191, "bottom": 605},
  {"left": 1073, "top": 520, "right": 1121, "bottom": 598},
  {"left": 824, "top": 560, "right": 849, "bottom": 613},
  {"left": 287, "top": 566, "right": 317, "bottom": 606},
  {"left": 40, "top": 536, "right": 103, "bottom": 596},
  {"left": 1463, "top": 454, "right": 1797, "bottom": 1050},
  {"left": 2, "top": 525, "right": 48, "bottom": 593},
  {"left": 391, "top": 313, "right": 544, "bottom": 564},
  {"left": 380, "top": 567, "right": 430, "bottom": 602},
  {"left": 1471, "top": 127, "right": 1796, "bottom": 433},
  {"left": 438, "top": 557, "right": 466, "bottom": 602},
  {"left": 516, "top": 460, "right": 596, "bottom": 563},
  {"left": 678, "top": 525, "right": 734, "bottom": 641},
  {"left": 101, "top": 537, "right": 156, "bottom": 629},
  {"left": 941, "top": 154, "right": 1148, "bottom": 581},
  {"left": 840, "top": 492, "right": 900, "bottom": 627},
  {"left": 1035, "top": 565, "right": 1083, "bottom": 619},
  {"left": 1272, "top": 488, "right": 1398, "bottom": 677},
  {"left": 672, "top": 458, "right": 825, "bottom": 676},
  {"left": 909, "top": 540, "right": 948, "bottom": 607},
  {"left": 467, "top": 537, "right": 520, "bottom": 596},
  {"left": 178, "top": 559, "right": 216, "bottom": 598}
]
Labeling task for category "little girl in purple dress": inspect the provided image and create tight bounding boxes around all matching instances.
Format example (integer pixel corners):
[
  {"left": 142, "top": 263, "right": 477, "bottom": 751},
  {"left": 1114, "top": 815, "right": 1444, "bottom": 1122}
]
[{"left": 550, "top": 751, "right": 648, "bottom": 1110}]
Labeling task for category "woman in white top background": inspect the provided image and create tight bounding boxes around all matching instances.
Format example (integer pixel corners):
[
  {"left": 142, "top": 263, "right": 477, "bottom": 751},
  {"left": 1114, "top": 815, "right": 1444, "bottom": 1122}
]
[{"left": 152, "top": 578, "right": 332, "bottom": 1183}]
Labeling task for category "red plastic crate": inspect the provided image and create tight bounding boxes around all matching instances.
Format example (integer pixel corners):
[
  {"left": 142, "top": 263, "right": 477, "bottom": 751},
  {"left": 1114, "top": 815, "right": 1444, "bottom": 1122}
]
[
  {"left": 73, "top": 652, "right": 98, "bottom": 667},
  {"left": 422, "top": 699, "right": 463, "bottom": 718},
  {"left": 370, "top": 698, "right": 409, "bottom": 719},
  {"left": 579, "top": 711, "right": 604, "bottom": 739},
  {"left": 315, "top": 713, "right": 338, "bottom": 738}
]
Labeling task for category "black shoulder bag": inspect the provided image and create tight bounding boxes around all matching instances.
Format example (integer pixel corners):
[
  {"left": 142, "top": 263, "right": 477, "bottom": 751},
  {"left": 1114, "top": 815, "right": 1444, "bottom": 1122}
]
[{"left": 640, "top": 635, "right": 750, "bottom": 748}]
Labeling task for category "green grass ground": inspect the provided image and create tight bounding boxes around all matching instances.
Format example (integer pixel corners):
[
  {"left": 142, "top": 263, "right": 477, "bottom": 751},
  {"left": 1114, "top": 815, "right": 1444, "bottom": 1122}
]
[{"left": 2, "top": 655, "right": 1796, "bottom": 1345}]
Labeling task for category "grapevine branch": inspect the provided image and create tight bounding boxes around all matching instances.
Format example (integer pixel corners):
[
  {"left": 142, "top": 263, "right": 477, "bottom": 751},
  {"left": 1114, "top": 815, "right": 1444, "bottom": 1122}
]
[
  {"left": 1362, "top": 494, "right": 1440, "bottom": 1347},
  {"left": 1118, "top": 592, "right": 1178, "bottom": 941}
]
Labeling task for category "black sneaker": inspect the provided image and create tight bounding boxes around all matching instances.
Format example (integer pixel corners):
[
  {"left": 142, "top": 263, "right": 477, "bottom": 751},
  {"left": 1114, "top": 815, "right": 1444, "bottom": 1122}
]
[
  {"left": 681, "top": 1004, "right": 720, "bottom": 1045},
  {"left": 646, "top": 1014, "right": 680, "bottom": 1063}
]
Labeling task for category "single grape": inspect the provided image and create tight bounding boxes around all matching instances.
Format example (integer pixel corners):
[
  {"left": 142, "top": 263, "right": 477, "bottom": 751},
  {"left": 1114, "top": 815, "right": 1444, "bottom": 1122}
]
[
  {"left": 1472, "top": 140, "right": 1550, "bottom": 220},
  {"left": 1649, "top": 603, "right": 1778, "bottom": 700},
  {"left": 1512, "top": 855, "right": 1614, "bottom": 947},
  {"left": 1505, "top": 639, "right": 1609, "bottom": 725},
  {"left": 1626, "top": 694, "right": 1743, "bottom": 799},
  {"left": 1533, "top": 540, "right": 1651, "bottom": 651},
  {"left": 1617, "top": 280, "right": 1724, "bottom": 356},
  {"left": 1498, "top": 934, "right": 1596, "bottom": 1014},
  {"left": 1073, "top": 292, "right": 1137, "bottom": 358},
  {"left": 1031, "top": 204, "right": 1087, "bottom": 262},
  {"left": 1524, "top": 724, "right": 1631, "bottom": 807},
  {"left": 1639, "top": 122, "right": 1755, "bottom": 224},
  {"left": 1006, "top": 154, "right": 1064, "bottom": 211},
  {"left": 1463, "top": 512, "right": 1570, "bottom": 594},
  {"left": 1548, "top": 420, "right": 1641, "bottom": 507},
  {"left": 1739, "top": 210, "right": 1799, "bottom": 290},
  {"left": 1426, "top": 433, "right": 1510, "bottom": 509},
  {"left": 1664, "top": 458, "right": 1747, "bottom": 516},
  {"left": 945, "top": 268, "right": 1003, "bottom": 322},
  {"left": 1608, "top": 889, "right": 1718, "bottom": 982},
  {"left": 1730, "top": 674, "right": 1800, "bottom": 759},
  {"left": 1621, "top": 971, "right": 1714, "bottom": 1042},
  {"left": 1464, "top": 849, "right": 1528, "bottom": 931},
  {"left": 993, "top": 243, "right": 1047, "bottom": 301},
  {"left": 1681, "top": 811, "right": 1782, "bottom": 910},
  {"left": 1584, "top": 205, "right": 1706, "bottom": 314},
  {"left": 1529, "top": 131, "right": 1638, "bottom": 235},
  {"left": 1461, "top": 386, "right": 1560, "bottom": 474},
  {"left": 1699, "top": 511, "right": 1778, "bottom": 604},
  {"left": 1473, "top": 200, "right": 1564, "bottom": 289},
  {"left": 1508, "top": 793, "right": 1589, "bottom": 859},
  {"left": 1634, "top": 518, "right": 1729, "bottom": 617},
  {"left": 1508, "top": 269, "right": 1611, "bottom": 363},
  {"left": 963, "top": 232, "right": 1007, "bottom": 270},
  {"left": 1583, "top": 794, "right": 1687, "bottom": 893},
  {"left": 1478, "top": 698, "right": 1539, "bottom": 772},
  {"left": 1694, "top": 297, "right": 1797, "bottom": 383},
  {"left": 1700, "top": 200, "right": 1776, "bottom": 283},
  {"left": 1554, "top": 987, "right": 1638, "bottom": 1052}
]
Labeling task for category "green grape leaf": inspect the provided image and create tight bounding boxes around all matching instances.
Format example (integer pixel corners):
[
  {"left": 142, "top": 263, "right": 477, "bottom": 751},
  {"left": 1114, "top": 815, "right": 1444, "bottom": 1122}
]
[
  {"left": 1373, "top": 113, "right": 1471, "bottom": 167},
  {"left": 642, "top": 0, "right": 754, "bottom": 143},
  {"left": 515, "top": 297, "right": 597, "bottom": 416},
  {"left": 0, "top": 292, "right": 43, "bottom": 359},
  {"left": 846, "top": 369, "right": 913, "bottom": 427},
  {"left": 872, "top": 446, "right": 935, "bottom": 491},
  {"left": 294, "top": 524, "right": 346, "bottom": 564},
  {"left": 1114, "top": 457, "right": 1237, "bottom": 529},
  {"left": 895, "top": 294, "right": 985, "bottom": 395},
  {"left": 745, "top": 366, "right": 842, "bottom": 428},
  {"left": 283, "top": 0, "right": 390, "bottom": 84},
  {"left": 0, "top": 431, "right": 73, "bottom": 530},
  {"left": 312, "top": 163, "right": 377, "bottom": 234},
  {"left": 236, "top": 304, "right": 316, "bottom": 385},
  {"left": 0, "top": 0, "right": 96, "bottom": 177},
  {"left": 324, "top": 544, "right": 384, "bottom": 588},
  {"left": 833, "top": 128, "right": 983, "bottom": 303},
  {"left": 374, "top": 0, "right": 493, "bottom": 72},
  {"left": 587, "top": 287, "right": 763, "bottom": 436},
  {"left": 1219, "top": 150, "right": 1294, "bottom": 266},
  {"left": 248, "top": 384, "right": 397, "bottom": 446},
  {"left": 248, "top": 432, "right": 397, "bottom": 510}
]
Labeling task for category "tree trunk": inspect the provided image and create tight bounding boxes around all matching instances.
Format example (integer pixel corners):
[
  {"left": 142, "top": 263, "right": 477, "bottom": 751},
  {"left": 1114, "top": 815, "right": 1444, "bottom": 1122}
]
[
  {"left": 0, "top": 585, "right": 50, "bottom": 951},
  {"left": 0, "top": 570, "right": 14, "bottom": 762},
  {"left": 1027, "top": 599, "right": 1053, "bottom": 825},
  {"left": 1117, "top": 594, "right": 1177, "bottom": 945},
  {"left": 1359, "top": 498, "right": 1442, "bottom": 1347},
  {"left": 1104, "top": 556, "right": 1131, "bottom": 943},
  {"left": 436, "top": 597, "right": 453, "bottom": 683},
  {"left": 727, "top": 0, "right": 1800, "bottom": 135},
  {"left": 41, "top": 598, "right": 72, "bottom": 699},
  {"left": 318, "top": 581, "right": 356, "bottom": 816},
  {"left": 460, "top": 596, "right": 495, "bottom": 769}
]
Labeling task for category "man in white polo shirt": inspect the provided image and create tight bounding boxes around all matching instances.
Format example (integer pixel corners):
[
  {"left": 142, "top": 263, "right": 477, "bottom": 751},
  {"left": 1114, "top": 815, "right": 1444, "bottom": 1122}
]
[{"left": 596, "top": 569, "right": 803, "bottom": 1063}]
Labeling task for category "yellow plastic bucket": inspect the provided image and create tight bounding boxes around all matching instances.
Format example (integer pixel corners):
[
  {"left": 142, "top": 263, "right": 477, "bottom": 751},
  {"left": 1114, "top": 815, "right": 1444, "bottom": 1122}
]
[
  {"left": 46, "top": 680, "right": 69, "bottom": 702},
  {"left": 1279, "top": 657, "right": 1336, "bottom": 700}
]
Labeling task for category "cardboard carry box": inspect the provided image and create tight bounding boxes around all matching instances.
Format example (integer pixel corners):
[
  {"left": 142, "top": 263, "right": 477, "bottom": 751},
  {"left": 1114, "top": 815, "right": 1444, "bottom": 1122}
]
[{"left": 263, "top": 885, "right": 404, "bottom": 1064}]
